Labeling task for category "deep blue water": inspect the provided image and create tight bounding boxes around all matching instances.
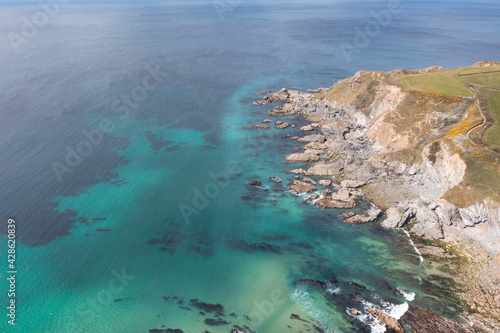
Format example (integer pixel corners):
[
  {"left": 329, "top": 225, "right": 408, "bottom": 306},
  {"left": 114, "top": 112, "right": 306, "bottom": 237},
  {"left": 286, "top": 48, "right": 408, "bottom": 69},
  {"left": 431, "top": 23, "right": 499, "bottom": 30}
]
[{"left": 0, "top": 1, "right": 499, "bottom": 332}]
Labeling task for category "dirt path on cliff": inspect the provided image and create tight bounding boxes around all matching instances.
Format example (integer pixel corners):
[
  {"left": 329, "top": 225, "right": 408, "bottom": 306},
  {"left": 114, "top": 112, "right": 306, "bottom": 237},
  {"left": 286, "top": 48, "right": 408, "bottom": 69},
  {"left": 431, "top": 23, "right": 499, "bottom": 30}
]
[{"left": 462, "top": 82, "right": 497, "bottom": 153}]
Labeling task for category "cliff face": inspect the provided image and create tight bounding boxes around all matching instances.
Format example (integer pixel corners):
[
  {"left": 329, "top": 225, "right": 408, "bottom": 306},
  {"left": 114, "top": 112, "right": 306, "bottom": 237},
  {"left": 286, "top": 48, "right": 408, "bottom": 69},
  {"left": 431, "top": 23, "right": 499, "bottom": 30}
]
[
  {"left": 422, "top": 141, "right": 466, "bottom": 193},
  {"left": 310, "top": 66, "right": 500, "bottom": 250}
]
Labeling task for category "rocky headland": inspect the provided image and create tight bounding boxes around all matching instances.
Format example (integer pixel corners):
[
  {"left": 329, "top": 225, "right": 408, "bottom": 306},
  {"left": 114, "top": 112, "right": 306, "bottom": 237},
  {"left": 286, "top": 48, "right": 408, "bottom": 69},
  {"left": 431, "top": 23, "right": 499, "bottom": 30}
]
[{"left": 255, "top": 61, "right": 500, "bottom": 331}]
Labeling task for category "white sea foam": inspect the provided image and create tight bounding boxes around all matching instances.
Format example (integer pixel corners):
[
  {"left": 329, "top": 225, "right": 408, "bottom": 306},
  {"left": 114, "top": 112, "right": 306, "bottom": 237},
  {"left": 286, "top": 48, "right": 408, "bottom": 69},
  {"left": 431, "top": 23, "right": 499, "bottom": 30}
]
[
  {"left": 398, "top": 288, "right": 415, "bottom": 301},
  {"left": 326, "top": 282, "right": 341, "bottom": 295},
  {"left": 357, "top": 297, "right": 410, "bottom": 332},
  {"left": 355, "top": 299, "right": 387, "bottom": 333},
  {"left": 402, "top": 229, "right": 424, "bottom": 263},
  {"left": 356, "top": 312, "right": 387, "bottom": 333},
  {"left": 306, "top": 190, "right": 322, "bottom": 205},
  {"left": 383, "top": 301, "right": 409, "bottom": 320},
  {"left": 290, "top": 286, "right": 337, "bottom": 333}
]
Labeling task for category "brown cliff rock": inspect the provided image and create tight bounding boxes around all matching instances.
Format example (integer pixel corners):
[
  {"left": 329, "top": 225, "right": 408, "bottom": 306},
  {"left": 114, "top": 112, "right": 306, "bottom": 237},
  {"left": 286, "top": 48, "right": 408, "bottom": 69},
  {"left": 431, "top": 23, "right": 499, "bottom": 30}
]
[{"left": 400, "top": 305, "right": 474, "bottom": 333}]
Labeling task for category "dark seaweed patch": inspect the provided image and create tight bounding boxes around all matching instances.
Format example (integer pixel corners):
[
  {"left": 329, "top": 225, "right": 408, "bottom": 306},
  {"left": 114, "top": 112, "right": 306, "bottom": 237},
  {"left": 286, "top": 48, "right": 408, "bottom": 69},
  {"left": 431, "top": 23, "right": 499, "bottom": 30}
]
[
  {"left": 188, "top": 244, "right": 214, "bottom": 257},
  {"left": 147, "top": 230, "right": 182, "bottom": 254},
  {"left": 289, "top": 241, "right": 313, "bottom": 249},
  {"left": 204, "top": 318, "right": 228, "bottom": 326},
  {"left": 189, "top": 299, "right": 224, "bottom": 316},
  {"left": 258, "top": 233, "right": 293, "bottom": 241},
  {"left": 227, "top": 240, "right": 282, "bottom": 254},
  {"left": 293, "top": 279, "right": 327, "bottom": 289},
  {"left": 110, "top": 179, "right": 129, "bottom": 187},
  {"left": 146, "top": 131, "right": 175, "bottom": 152},
  {"left": 163, "top": 142, "right": 187, "bottom": 152}
]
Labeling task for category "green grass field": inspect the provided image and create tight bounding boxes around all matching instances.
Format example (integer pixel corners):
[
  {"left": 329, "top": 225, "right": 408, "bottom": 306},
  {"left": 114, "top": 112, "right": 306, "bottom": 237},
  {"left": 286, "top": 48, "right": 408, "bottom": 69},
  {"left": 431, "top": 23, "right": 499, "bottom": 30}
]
[
  {"left": 397, "top": 63, "right": 500, "bottom": 97},
  {"left": 461, "top": 72, "right": 500, "bottom": 89},
  {"left": 478, "top": 87, "right": 500, "bottom": 147},
  {"left": 398, "top": 68, "right": 474, "bottom": 97}
]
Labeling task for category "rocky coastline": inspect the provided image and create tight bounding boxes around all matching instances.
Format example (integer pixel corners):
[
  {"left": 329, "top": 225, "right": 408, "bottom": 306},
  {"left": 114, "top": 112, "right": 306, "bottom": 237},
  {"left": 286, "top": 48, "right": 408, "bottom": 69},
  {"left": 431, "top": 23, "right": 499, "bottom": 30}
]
[{"left": 252, "top": 64, "right": 500, "bottom": 331}]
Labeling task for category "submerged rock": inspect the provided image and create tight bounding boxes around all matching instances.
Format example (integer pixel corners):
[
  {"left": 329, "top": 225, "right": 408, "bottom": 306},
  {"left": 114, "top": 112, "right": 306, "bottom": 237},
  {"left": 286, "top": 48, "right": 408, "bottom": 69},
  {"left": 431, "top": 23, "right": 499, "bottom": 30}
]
[
  {"left": 249, "top": 181, "right": 262, "bottom": 187},
  {"left": 189, "top": 299, "right": 224, "bottom": 315},
  {"left": 231, "top": 328, "right": 248, "bottom": 333},
  {"left": 204, "top": 318, "right": 228, "bottom": 326},
  {"left": 294, "top": 279, "right": 327, "bottom": 289}
]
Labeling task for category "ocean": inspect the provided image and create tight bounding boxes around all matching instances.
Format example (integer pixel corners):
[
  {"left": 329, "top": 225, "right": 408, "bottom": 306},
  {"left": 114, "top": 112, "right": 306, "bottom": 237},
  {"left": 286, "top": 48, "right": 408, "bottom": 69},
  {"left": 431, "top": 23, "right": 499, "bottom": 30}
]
[{"left": 0, "top": 1, "right": 499, "bottom": 332}]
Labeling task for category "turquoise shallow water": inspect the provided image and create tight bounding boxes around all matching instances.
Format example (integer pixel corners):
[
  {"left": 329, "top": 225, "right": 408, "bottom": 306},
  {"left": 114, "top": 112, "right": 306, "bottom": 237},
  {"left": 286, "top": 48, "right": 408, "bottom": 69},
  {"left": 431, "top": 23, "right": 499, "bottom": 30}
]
[
  {"left": 5, "top": 79, "right": 430, "bottom": 332},
  {"left": 1, "top": 1, "right": 500, "bottom": 332}
]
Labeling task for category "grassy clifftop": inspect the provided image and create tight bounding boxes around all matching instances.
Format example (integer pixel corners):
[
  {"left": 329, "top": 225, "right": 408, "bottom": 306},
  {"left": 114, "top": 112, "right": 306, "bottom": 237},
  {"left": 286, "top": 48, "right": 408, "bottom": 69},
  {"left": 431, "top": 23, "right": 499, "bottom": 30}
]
[{"left": 315, "top": 61, "right": 500, "bottom": 207}]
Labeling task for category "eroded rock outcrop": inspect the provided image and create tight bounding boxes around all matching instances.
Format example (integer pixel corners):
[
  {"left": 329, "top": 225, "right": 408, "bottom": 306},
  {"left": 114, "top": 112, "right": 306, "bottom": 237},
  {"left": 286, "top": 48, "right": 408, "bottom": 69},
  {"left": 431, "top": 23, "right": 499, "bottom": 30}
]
[
  {"left": 288, "top": 180, "right": 317, "bottom": 194},
  {"left": 316, "top": 188, "right": 361, "bottom": 209},
  {"left": 300, "top": 124, "right": 314, "bottom": 131},
  {"left": 251, "top": 124, "right": 269, "bottom": 129},
  {"left": 340, "top": 180, "right": 366, "bottom": 188},
  {"left": 343, "top": 209, "right": 382, "bottom": 224},
  {"left": 307, "top": 160, "right": 344, "bottom": 176},
  {"left": 286, "top": 153, "right": 320, "bottom": 162},
  {"left": 366, "top": 308, "right": 404, "bottom": 333},
  {"left": 470, "top": 252, "right": 500, "bottom": 318},
  {"left": 303, "top": 194, "right": 319, "bottom": 203},
  {"left": 318, "top": 179, "right": 332, "bottom": 186},
  {"left": 276, "top": 122, "right": 291, "bottom": 129}
]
